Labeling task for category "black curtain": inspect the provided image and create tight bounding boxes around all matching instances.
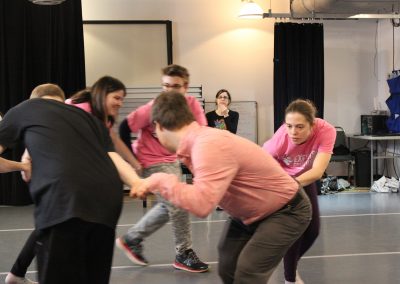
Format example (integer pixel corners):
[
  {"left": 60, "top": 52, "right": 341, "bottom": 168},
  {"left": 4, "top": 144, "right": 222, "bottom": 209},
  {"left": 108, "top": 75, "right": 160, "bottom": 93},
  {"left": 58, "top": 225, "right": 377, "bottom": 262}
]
[
  {"left": 0, "top": 0, "right": 86, "bottom": 205},
  {"left": 273, "top": 22, "right": 324, "bottom": 131}
]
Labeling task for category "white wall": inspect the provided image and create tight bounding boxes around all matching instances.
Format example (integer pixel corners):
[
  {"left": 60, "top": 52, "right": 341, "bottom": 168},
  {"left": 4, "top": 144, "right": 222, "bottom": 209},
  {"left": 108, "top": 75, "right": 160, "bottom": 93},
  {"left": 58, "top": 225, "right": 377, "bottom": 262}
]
[
  {"left": 324, "top": 20, "right": 379, "bottom": 134},
  {"left": 82, "top": 0, "right": 380, "bottom": 144}
]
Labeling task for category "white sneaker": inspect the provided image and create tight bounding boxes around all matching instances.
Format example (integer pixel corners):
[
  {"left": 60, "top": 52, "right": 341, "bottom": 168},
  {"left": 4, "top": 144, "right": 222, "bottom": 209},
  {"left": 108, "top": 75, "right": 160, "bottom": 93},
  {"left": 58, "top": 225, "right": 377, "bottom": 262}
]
[{"left": 5, "top": 273, "right": 38, "bottom": 284}]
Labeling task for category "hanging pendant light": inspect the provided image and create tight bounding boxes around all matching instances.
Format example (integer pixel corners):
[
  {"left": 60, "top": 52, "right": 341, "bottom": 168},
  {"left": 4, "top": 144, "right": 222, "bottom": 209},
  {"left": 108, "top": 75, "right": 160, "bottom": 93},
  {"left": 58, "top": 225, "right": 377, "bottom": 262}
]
[
  {"left": 28, "top": 0, "right": 66, "bottom": 5},
  {"left": 238, "top": 0, "right": 264, "bottom": 19}
]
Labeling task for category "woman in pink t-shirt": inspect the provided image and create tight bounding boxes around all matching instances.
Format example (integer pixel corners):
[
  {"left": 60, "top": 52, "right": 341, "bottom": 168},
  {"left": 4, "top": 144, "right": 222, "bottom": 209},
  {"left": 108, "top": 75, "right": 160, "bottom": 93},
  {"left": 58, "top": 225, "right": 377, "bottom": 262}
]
[{"left": 263, "top": 99, "right": 336, "bottom": 284}]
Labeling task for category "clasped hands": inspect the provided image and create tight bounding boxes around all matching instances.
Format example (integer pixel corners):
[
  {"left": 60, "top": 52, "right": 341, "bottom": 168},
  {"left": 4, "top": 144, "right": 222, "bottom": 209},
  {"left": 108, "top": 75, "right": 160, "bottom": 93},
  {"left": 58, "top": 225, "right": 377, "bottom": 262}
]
[
  {"left": 218, "top": 105, "right": 229, "bottom": 117},
  {"left": 129, "top": 178, "right": 151, "bottom": 199},
  {"left": 20, "top": 150, "right": 32, "bottom": 182}
]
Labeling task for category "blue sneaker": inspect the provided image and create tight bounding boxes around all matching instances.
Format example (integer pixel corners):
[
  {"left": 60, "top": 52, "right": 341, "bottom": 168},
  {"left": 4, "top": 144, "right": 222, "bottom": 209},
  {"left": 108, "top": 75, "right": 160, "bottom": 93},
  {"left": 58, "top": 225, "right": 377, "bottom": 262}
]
[{"left": 173, "top": 249, "right": 209, "bottom": 273}]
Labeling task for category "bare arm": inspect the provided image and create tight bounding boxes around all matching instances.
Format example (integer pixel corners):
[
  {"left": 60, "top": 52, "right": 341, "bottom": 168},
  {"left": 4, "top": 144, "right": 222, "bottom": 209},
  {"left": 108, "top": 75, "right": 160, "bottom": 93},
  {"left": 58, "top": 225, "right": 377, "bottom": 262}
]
[
  {"left": 108, "top": 152, "right": 142, "bottom": 191},
  {"left": 295, "top": 152, "right": 332, "bottom": 187},
  {"left": 109, "top": 129, "right": 142, "bottom": 173},
  {"left": 0, "top": 145, "right": 31, "bottom": 174}
]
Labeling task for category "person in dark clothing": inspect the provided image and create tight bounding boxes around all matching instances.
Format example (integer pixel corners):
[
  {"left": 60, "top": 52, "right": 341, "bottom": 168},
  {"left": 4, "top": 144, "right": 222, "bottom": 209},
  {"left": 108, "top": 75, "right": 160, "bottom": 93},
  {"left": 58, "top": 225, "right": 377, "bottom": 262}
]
[
  {"left": 206, "top": 89, "right": 239, "bottom": 134},
  {"left": 7, "top": 77, "right": 142, "bottom": 284},
  {"left": 0, "top": 84, "right": 141, "bottom": 284}
]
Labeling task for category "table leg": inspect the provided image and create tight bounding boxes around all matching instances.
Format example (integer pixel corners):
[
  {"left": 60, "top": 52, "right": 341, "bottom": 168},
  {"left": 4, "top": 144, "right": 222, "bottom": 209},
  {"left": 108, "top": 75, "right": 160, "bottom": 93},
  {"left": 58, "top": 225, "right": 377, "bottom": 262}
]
[{"left": 370, "top": 141, "right": 374, "bottom": 186}]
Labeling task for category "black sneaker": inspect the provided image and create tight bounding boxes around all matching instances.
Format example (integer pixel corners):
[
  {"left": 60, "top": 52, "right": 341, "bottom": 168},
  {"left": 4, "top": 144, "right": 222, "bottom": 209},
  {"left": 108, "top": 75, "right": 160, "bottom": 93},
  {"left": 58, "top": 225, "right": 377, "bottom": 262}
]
[
  {"left": 173, "top": 249, "right": 209, "bottom": 273},
  {"left": 115, "top": 237, "right": 149, "bottom": 266}
]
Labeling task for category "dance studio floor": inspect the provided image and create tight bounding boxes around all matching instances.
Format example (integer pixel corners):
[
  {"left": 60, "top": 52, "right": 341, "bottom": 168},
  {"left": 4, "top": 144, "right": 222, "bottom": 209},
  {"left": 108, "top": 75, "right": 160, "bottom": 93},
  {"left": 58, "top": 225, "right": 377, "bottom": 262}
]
[{"left": 1, "top": 192, "right": 400, "bottom": 284}]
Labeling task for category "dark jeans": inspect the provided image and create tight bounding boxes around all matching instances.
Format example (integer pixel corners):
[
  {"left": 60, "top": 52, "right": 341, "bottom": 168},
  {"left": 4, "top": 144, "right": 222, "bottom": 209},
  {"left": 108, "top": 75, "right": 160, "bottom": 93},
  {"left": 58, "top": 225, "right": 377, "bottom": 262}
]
[
  {"left": 218, "top": 187, "right": 312, "bottom": 284},
  {"left": 284, "top": 182, "right": 320, "bottom": 282},
  {"left": 10, "top": 231, "right": 36, "bottom": 277},
  {"left": 36, "top": 218, "right": 115, "bottom": 284}
]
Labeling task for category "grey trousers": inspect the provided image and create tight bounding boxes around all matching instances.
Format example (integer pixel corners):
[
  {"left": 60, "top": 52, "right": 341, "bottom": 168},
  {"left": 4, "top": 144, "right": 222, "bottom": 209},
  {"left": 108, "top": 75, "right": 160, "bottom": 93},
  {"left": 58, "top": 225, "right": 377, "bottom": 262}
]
[
  {"left": 124, "top": 162, "right": 192, "bottom": 255},
  {"left": 218, "top": 187, "right": 312, "bottom": 284}
]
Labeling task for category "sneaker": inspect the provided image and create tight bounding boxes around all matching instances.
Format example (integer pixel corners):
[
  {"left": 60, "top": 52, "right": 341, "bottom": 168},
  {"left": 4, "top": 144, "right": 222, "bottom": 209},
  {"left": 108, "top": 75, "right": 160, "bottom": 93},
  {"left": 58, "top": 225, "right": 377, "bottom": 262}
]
[
  {"left": 5, "top": 273, "right": 38, "bottom": 284},
  {"left": 173, "top": 249, "right": 209, "bottom": 273},
  {"left": 115, "top": 237, "right": 149, "bottom": 266}
]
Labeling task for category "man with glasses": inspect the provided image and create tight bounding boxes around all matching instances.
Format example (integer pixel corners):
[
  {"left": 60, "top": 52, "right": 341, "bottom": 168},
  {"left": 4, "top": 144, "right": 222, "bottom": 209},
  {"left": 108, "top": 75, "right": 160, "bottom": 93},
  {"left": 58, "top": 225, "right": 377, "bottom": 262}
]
[{"left": 116, "top": 64, "right": 209, "bottom": 273}]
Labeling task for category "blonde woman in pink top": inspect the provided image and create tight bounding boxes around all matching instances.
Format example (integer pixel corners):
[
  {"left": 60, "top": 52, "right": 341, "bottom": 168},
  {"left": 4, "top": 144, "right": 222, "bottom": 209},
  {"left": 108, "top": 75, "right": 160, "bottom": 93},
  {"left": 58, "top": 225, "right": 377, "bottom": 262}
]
[
  {"left": 131, "top": 91, "right": 312, "bottom": 284},
  {"left": 263, "top": 99, "right": 336, "bottom": 284}
]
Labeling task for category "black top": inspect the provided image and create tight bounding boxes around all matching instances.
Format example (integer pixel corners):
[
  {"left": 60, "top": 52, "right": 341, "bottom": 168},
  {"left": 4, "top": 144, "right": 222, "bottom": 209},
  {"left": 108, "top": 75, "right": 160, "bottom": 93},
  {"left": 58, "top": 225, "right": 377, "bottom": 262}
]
[
  {"left": 0, "top": 99, "right": 123, "bottom": 229},
  {"left": 119, "top": 118, "right": 132, "bottom": 151},
  {"left": 206, "top": 110, "right": 239, "bottom": 134}
]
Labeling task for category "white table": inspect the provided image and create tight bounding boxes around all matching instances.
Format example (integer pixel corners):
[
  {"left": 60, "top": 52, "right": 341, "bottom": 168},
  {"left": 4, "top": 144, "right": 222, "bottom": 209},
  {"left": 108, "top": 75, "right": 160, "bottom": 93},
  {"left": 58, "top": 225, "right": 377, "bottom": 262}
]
[{"left": 349, "top": 135, "right": 400, "bottom": 186}]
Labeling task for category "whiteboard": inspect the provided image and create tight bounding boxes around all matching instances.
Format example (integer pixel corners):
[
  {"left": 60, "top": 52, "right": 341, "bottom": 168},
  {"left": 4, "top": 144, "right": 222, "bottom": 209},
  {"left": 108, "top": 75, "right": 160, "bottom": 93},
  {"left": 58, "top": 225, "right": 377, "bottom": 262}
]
[{"left": 205, "top": 101, "right": 258, "bottom": 143}]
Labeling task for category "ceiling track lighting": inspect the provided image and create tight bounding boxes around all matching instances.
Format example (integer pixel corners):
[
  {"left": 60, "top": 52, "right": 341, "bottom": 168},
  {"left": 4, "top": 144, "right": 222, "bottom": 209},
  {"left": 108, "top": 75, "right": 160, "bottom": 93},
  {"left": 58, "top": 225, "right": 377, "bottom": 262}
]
[{"left": 238, "top": 0, "right": 400, "bottom": 20}]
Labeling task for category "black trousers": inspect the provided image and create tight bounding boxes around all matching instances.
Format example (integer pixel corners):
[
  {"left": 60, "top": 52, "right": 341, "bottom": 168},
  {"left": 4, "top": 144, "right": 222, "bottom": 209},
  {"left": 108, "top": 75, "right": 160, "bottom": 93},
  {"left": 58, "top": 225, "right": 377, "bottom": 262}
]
[
  {"left": 36, "top": 218, "right": 115, "bottom": 284},
  {"left": 10, "top": 230, "right": 37, "bottom": 277}
]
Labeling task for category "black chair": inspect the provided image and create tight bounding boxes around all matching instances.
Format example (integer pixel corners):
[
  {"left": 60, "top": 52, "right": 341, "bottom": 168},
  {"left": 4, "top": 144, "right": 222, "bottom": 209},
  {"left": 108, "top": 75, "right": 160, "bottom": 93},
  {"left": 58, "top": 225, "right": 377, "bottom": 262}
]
[{"left": 329, "top": 126, "right": 356, "bottom": 185}]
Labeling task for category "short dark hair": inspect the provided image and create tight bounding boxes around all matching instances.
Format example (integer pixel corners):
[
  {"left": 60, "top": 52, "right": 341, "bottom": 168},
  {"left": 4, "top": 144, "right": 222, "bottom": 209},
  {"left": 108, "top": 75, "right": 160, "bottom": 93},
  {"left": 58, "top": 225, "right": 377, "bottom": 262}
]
[
  {"left": 30, "top": 83, "right": 65, "bottom": 100},
  {"left": 162, "top": 64, "right": 190, "bottom": 85},
  {"left": 152, "top": 91, "right": 195, "bottom": 130}
]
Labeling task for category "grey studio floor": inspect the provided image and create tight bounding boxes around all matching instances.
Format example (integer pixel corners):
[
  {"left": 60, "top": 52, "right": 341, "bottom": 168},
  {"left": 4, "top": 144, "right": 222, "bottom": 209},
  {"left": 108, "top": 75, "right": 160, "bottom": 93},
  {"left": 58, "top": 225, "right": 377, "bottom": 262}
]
[{"left": 1, "top": 192, "right": 400, "bottom": 284}]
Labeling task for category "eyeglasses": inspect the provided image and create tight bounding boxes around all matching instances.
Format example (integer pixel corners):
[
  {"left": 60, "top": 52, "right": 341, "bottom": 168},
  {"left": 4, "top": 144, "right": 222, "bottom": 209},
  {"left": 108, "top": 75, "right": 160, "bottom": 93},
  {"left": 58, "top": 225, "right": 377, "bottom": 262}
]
[
  {"left": 162, "top": 83, "right": 184, "bottom": 90},
  {"left": 218, "top": 96, "right": 229, "bottom": 100}
]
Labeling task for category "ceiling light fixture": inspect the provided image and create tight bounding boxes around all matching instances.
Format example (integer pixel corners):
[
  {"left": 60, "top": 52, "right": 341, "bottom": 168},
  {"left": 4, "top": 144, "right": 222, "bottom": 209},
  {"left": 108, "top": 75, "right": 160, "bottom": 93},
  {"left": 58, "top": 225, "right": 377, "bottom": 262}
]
[
  {"left": 238, "top": 0, "right": 400, "bottom": 20},
  {"left": 28, "top": 0, "right": 66, "bottom": 5},
  {"left": 348, "top": 13, "right": 400, "bottom": 19},
  {"left": 238, "top": 0, "right": 264, "bottom": 19},
  {"left": 238, "top": 0, "right": 295, "bottom": 20}
]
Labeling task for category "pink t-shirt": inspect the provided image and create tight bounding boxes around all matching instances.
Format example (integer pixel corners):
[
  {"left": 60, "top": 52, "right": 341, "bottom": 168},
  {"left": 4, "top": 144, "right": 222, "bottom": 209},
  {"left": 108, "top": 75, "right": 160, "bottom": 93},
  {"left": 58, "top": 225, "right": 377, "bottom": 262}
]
[
  {"left": 65, "top": 99, "right": 112, "bottom": 129},
  {"left": 263, "top": 118, "right": 336, "bottom": 177},
  {"left": 127, "top": 95, "right": 207, "bottom": 168},
  {"left": 65, "top": 99, "right": 91, "bottom": 113},
  {"left": 147, "top": 122, "right": 299, "bottom": 225}
]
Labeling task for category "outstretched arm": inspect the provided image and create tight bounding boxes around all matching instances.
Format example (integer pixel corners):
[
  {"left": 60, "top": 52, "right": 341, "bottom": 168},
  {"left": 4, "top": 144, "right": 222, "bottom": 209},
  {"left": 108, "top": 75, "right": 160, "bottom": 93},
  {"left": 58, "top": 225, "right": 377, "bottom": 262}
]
[
  {"left": 295, "top": 152, "right": 331, "bottom": 186},
  {"left": 0, "top": 145, "right": 31, "bottom": 174},
  {"left": 108, "top": 152, "right": 143, "bottom": 192},
  {"left": 110, "top": 129, "right": 142, "bottom": 174}
]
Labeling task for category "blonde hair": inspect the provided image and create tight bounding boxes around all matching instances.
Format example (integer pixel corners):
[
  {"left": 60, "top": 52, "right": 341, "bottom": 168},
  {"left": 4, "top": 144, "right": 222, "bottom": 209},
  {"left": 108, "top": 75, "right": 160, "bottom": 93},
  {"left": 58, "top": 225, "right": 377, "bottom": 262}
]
[{"left": 30, "top": 83, "right": 65, "bottom": 101}]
